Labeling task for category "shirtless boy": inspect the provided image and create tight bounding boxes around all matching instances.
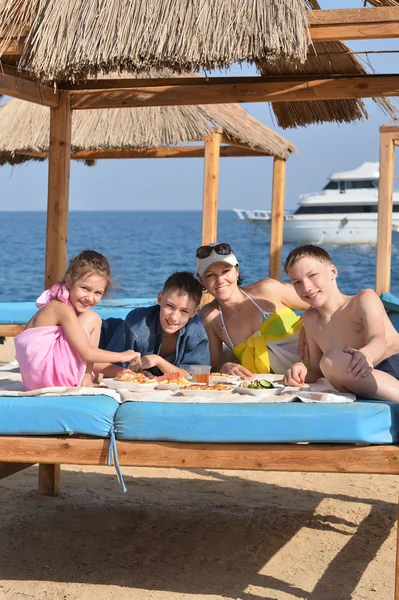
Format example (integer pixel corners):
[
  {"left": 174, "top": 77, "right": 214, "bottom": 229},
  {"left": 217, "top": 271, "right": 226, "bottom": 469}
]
[{"left": 282, "top": 244, "right": 399, "bottom": 402}]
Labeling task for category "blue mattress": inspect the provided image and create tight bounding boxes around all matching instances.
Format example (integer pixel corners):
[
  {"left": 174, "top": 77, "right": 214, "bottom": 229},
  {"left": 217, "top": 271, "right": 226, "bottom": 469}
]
[
  {"left": 0, "top": 395, "right": 119, "bottom": 437},
  {"left": 114, "top": 399, "right": 399, "bottom": 444},
  {"left": 0, "top": 298, "right": 156, "bottom": 324}
]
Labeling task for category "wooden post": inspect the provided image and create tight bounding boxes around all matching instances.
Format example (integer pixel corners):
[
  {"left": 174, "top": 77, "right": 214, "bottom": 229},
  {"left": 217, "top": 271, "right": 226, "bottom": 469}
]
[
  {"left": 201, "top": 130, "right": 222, "bottom": 306},
  {"left": 269, "top": 157, "right": 286, "bottom": 280},
  {"left": 38, "top": 464, "right": 60, "bottom": 497},
  {"left": 202, "top": 130, "right": 222, "bottom": 245},
  {"left": 376, "top": 131, "right": 395, "bottom": 295},
  {"left": 41, "top": 91, "right": 71, "bottom": 494},
  {"left": 44, "top": 90, "right": 72, "bottom": 288}
]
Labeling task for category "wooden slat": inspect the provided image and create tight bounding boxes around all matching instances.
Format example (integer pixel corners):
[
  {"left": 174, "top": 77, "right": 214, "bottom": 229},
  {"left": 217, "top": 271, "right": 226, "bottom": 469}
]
[
  {"left": 45, "top": 91, "right": 72, "bottom": 288},
  {"left": 376, "top": 131, "right": 395, "bottom": 295},
  {"left": 0, "top": 72, "right": 59, "bottom": 107},
  {"left": 0, "top": 462, "right": 34, "bottom": 480},
  {"left": 269, "top": 157, "right": 286, "bottom": 281},
  {"left": 1, "top": 437, "right": 399, "bottom": 475},
  {"left": 38, "top": 464, "right": 60, "bottom": 497},
  {"left": 0, "top": 324, "right": 24, "bottom": 336},
  {"left": 69, "top": 75, "right": 399, "bottom": 109}
]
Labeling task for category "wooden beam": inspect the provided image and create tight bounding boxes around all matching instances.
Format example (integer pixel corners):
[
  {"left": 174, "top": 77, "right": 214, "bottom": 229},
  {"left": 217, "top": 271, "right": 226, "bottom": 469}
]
[
  {"left": 376, "top": 131, "right": 395, "bottom": 295},
  {"left": 45, "top": 91, "right": 72, "bottom": 289},
  {"left": 0, "top": 324, "right": 24, "bottom": 337},
  {"left": 308, "top": 7, "right": 399, "bottom": 42},
  {"left": 1, "top": 437, "right": 399, "bottom": 475},
  {"left": 269, "top": 157, "right": 286, "bottom": 281},
  {"left": 0, "top": 71, "right": 59, "bottom": 107},
  {"left": 0, "top": 462, "right": 34, "bottom": 480},
  {"left": 72, "top": 146, "right": 267, "bottom": 160},
  {"left": 13, "top": 146, "right": 267, "bottom": 162},
  {"left": 69, "top": 74, "right": 399, "bottom": 109}
]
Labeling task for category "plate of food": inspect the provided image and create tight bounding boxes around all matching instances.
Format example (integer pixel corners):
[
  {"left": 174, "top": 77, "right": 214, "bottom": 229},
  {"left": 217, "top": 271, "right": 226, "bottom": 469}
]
[
  {"left": 235, "top": 379, "right": 285, "bottom": 397},
  {"left": 155, "top": 372, "right": 191, "bottom": 390},
  {"left": 104, "top": 370, "right": 158, "bottom": 392},
  {"left": 209, "top": 372, "right": 241, "bottom": 385},
  {"left": 179, "top": 383, "right": 233, "bottom": 397}
]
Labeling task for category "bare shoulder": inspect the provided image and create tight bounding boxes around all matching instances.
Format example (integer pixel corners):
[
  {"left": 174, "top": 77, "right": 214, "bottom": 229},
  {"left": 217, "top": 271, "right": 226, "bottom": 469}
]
[
  {"left": 199, "top": 299, "right": 219, "bottom": 327},
  {"left": 354, "top": 288, "right": 381, "bottom": 308},
  {"left": 303, "top": 307, "right": 320, "bottom": 328},
  {"left": 244, "top": 277, "right": 282, "bottom": 297}
]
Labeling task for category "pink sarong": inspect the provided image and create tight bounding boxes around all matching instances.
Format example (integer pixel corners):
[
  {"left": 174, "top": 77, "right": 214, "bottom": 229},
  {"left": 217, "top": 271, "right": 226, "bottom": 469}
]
[
  {"left": 14, "top": 283, "right": 87, "bottom": 391},
  {"left": 15, "top": 326, "right": 87, "bottom": 391}
]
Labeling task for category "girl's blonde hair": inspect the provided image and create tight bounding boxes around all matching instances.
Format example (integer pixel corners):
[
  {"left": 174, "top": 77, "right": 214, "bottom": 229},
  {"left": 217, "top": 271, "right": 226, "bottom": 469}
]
[{"left": 63, "top": 250, "right": 112, "bottom": 294}]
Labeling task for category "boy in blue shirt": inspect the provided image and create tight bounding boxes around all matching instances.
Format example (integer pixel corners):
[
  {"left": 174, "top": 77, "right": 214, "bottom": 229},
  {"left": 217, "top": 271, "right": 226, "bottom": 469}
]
[{"left": 97, "top": 271, "right": 209, "bottom": 378}]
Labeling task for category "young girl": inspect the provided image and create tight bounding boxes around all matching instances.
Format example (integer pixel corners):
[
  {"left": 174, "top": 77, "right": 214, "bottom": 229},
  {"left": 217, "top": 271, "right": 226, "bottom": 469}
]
[{"left": 14, "top": 250, "right": 141, "bottom": 391}]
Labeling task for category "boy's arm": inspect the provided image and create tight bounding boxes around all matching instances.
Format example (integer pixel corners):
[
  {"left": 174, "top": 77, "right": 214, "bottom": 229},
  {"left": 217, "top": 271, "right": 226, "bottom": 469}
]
[{"left": 345, "top": 289, "right": 388, "bottom": 379}]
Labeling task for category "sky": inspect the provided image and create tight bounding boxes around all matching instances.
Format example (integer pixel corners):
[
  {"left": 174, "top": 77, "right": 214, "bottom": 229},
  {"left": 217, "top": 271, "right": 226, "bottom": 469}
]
[{"left": 1, "top": 0, "right": 399, "bottom": 212}]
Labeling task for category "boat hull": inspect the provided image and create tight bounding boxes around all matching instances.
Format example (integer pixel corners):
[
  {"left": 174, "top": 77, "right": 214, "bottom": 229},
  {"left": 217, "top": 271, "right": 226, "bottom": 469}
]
[{"left": 249, "top": 215, "right": 399, "bottom": 244}]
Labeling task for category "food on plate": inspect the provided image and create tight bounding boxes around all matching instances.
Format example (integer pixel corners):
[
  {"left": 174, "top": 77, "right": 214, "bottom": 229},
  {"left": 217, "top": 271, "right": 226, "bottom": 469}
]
[
  {"left": 114, "top": 369, "right": 154, "bottom": 384},
  {"left": 240, "top": 379, "right": 275, "bottom": 390},
  {"left": 210, "top": 372, "right": 240, "bottom": 384},
  {"left": 180, "top": 383, "right": 232, "bottom": 391},
  {"left": 156, "top": 372, "right": 190, "bottom": 385}
]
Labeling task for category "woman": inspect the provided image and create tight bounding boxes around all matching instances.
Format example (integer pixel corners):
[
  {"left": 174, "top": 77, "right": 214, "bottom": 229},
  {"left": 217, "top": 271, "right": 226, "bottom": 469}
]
[{"left": 196, "top": 242, "right": 309, "bottom": 378}]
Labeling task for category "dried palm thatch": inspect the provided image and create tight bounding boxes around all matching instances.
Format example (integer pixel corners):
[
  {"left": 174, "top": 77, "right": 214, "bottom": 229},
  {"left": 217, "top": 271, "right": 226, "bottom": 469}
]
[
  {"left": 365, "top": 1, "right": 399, "bottom": 6},
  {"left": 0, "top": 0, "right": 309, "bottom": 83},
  {"left": 0, "top": 95, "right": 296, "bottom": 166},
  {"left": 257, "top": 0, "right": 398, "bottom": 128}
]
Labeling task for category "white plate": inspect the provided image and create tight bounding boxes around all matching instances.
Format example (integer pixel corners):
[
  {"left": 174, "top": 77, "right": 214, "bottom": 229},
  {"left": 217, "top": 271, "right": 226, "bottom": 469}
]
[
  {"left": 210, "top": 375, "right": 241, "bottom": 385},
  {"left": 155, "top": 383, "right": 181, "bottom": 390},
  {"left": 179, "top": 388, "right": 233, "bottom": 397},
  {"left": 235, "top": 385, "right": 284, "bottom": 397},
  {"left": 104, "top": 378, "right": 158, "bottom": 392}
]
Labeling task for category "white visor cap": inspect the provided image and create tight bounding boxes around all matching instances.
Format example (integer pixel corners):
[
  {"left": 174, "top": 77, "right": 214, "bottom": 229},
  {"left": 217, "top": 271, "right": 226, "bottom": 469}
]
[{"left": 196, "top": 244, "right": 239, "bottom": 278}]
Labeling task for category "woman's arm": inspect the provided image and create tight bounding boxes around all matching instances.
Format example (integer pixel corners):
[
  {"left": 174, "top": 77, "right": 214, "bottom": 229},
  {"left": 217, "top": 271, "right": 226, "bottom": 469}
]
[{"left": 276, "top": 280, "right": 309, "bottom": 311}]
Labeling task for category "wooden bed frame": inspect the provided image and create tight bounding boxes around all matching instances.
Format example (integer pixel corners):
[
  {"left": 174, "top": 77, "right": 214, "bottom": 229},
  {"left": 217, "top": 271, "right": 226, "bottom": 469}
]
[{"left": 1, "top": 437, "right": 399, "bottom": 598}]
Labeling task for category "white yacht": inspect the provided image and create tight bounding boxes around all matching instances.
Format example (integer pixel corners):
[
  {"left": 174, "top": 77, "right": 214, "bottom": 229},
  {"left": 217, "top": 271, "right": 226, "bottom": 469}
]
[{"left": 234, "top": 162, "right": 399, "bottom": 244}]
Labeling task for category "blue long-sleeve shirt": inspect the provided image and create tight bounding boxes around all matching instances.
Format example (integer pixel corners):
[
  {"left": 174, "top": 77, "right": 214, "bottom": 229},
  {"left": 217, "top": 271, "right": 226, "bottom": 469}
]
[{"left": 100, "top": 304, "right": 209, "bottom": 376}]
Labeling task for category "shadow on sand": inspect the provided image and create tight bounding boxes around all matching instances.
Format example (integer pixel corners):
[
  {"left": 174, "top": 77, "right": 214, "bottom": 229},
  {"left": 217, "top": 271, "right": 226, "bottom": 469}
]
[{"left": 0, "top": 466, "right": 396, "bottom": 600}]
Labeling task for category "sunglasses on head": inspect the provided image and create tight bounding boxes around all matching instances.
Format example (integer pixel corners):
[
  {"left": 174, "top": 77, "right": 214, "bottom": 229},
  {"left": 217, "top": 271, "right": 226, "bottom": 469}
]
[{"left": 196, "top": 243, "right": 233, "bottom": 260}]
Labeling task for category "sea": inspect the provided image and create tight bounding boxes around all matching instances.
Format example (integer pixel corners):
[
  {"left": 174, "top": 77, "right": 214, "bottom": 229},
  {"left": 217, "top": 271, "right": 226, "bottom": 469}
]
[{"left": 1, "top": 210, "right": 398, "bottom": 302}]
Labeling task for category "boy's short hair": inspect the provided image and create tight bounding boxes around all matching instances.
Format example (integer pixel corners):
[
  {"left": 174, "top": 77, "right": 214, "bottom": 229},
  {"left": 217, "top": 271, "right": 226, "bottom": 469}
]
[
  {"left": 284, "top": 245, "right": 333, "bottom": 274},
  {"left": 163, "top": 271, "right": 203, "bottom": 306}
]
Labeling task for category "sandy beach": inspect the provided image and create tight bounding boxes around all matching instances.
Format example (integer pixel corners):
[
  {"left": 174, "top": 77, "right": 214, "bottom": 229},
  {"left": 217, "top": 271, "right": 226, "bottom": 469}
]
[{"left": 1, "top": 341, "right": 398, "bottom": 600}]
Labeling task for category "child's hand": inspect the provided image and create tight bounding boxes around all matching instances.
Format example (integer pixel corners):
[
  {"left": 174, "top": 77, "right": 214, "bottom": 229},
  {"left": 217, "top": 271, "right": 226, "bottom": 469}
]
[
  {"left": 140, "top": 354, "right": 159, "bottom": 370},
  {"left": 283, "top": 362, "right": 307, "bottom": 387},
  {"left": 344, "top": 346, "right": 373, "bottom": 379},
  {"left": 118, "top": 350, "right": 141, "bottom": 366}
]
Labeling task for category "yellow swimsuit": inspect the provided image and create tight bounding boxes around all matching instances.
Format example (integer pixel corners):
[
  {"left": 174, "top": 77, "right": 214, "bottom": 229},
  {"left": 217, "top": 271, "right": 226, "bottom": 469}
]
[{"left": 220, "top": 290, "right": 303, "bottom": 374}]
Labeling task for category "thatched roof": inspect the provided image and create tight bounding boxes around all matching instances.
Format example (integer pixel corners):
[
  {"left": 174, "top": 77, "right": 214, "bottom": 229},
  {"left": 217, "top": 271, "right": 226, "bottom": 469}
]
[
  {"left": 0, "top": 96, "right": 296, "bottom": 166},
  {"left": 256, "top": 0, "right": 398, "bottom": 128},
  {"left": 0, "top": 0, "right": 309, "bottom": 83}
]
